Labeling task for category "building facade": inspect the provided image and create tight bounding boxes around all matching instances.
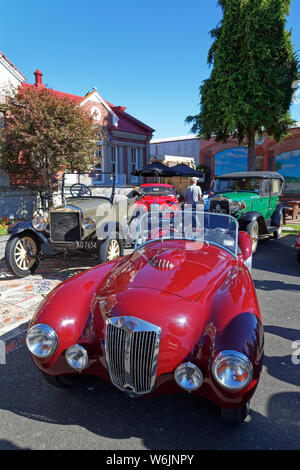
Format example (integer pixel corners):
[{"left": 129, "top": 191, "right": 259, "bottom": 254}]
[
  {"left": 0, "top": 53, "right": 155, "bottom": 189},
  {"left": 200, "top": 127, "right": 300, "bottom": 195},
  {"left": 150, "top": 135, "right": 200, "bottom": 168}
]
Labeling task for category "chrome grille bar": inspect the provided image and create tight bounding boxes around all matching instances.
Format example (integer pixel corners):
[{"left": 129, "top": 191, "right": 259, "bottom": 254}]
[{"left": 105, "top": 317, "right": 161, "bottom": 395}]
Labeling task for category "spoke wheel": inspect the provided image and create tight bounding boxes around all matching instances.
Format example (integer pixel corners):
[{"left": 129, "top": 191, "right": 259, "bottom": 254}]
[
  {"left": 247, "top": 221, "right": 259, "bottom": 254},
  {"left": 14, "top": 236, "right": 37, "bottom": 270},
  {"left": 5, "top": 234, "right": 40, "bottom": 278},
  {"left": 97, "top": 233, "right": 123, "bottom": 264}
]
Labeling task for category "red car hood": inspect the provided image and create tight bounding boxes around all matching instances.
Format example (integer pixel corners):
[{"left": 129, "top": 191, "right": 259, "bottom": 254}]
[
  {"left": 98, "top": 240, "right": 234, "bottom": 303},
  {"left": 136, "top": 194, "right": 179, "bottom": 207}
]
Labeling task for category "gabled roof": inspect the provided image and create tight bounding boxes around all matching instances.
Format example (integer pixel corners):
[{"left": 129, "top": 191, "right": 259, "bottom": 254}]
[
  {"left": 0, "top": 51, "right": 26, "bottom": 82},
  {"left": 20, "top": 70, "right": 154, "bottom": 134}
]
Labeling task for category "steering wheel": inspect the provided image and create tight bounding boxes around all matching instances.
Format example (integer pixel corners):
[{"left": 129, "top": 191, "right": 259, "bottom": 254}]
[{"left": 70, "top": 183, "right": 92, "bottom": 198}]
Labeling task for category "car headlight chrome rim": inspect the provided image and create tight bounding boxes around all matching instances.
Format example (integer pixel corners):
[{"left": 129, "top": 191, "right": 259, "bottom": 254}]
[
  {"left": 26, "top": 324, "right": 58, "bottom": 358},
  {"left": 82, "top": 217, "right": 96, "bottom": 231},
  {"left": 65, "top": 344, "right": 88, "bottom": 371},
  {"left": 212, "top": 350, "right": 253, "bottom": 391},
  {"left": 175, "top": 362, "right": 203, "bottom": 391},
  {"left": 32, "top": 215, "right": 47, "bottom": 231},
  {"left": 230, "top": 201, "right": 241, "bottom": 213}
]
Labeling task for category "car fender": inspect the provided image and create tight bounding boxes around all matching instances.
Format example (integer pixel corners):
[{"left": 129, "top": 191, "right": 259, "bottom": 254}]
[
  {"left": 238, "top": 211, "right": 268, "bottom": 234},
  {"left": 271, "top": 203, "right": 285, "bottom": 226},
  {"left": 28, "top": 258, "right": 121, "bottom": 369},
  {"left": 7, "top": 221, "right": 48, "bottom": 245}
]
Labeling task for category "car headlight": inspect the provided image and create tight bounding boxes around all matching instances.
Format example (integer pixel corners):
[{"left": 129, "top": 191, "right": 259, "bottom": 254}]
[
  {"left": 65, "top": 344, "right": 88, "bottom": 370},
  {"left": 82, "top": 217, "right": 96, "bottom": 231},
  {"left": 26, "top": 324, "right": 58, "bottom": 358},
  {"left": 230, "top": 201, "right": 241, "bottom": 213},
  {"left": 175, "top": 362, "right": 203, "bottom": 391},
  {"left": 32, "top": 215, "right": 47, "bottom": 231},
  {"left": 212, "top": 350, "right": 253, "bottom": 391}
]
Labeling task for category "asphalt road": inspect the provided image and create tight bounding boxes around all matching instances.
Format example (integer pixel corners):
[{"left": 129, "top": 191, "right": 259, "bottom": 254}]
[{"left": 0, "top": 236, "right": 299, "bottom": 451}]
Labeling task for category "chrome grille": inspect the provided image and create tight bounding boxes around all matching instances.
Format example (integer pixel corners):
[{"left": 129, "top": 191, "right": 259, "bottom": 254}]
[{"left": 105, "top": 316, "right": 161, "bottom": 395}]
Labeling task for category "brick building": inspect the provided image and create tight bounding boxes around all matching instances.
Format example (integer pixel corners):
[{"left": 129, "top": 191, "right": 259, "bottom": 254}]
[{"left": 0, "top": 53, "right": 154, "bottom": 188}]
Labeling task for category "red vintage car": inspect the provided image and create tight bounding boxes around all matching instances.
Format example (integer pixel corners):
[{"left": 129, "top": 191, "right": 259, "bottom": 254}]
[
  {"left": 135, "top": 183, "right": 180, "bottom": 212},
  {"left": 25, "top": 211, "right": 264, "bottom": 425},
  {"left": 296, "top": 231, "right": 300, "bottom": 264}
]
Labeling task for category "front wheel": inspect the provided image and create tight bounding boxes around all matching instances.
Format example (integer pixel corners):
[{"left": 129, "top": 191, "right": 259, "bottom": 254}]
[
  {"left": 246, "top": 220, "right": 259, "bottom": 254},
  {"left": 273, "top": 214, "right": 284, "bottom": 239},
  {"left": 220, "top": 402, "right": 250, "bottom": 425},
  {"left": 97, "top": 234, "right": 123, "bottom": 264},
  {"left": 5, "top": 233, "right": 40, "bottom": 277}
]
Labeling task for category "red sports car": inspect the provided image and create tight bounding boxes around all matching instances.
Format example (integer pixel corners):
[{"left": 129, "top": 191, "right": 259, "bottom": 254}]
[
  {"left": 135, "top": 183, "right": 180, "bottom": 212},
  {"left": 26, "top": 211, "right": 263, "bottom": 425}
]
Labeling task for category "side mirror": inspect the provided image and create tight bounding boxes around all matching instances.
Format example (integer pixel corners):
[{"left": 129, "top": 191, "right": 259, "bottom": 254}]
[{"left": 238, "top": 231, "right": 252, "bottom": 272}]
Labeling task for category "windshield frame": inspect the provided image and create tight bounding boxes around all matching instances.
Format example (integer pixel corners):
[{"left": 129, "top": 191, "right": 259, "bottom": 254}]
[
  {"left": 213, "top": 177, "right": 263, "bottom": 194},
  {"left": 134, "top": 210, "right": 239, "bottom": 258}
]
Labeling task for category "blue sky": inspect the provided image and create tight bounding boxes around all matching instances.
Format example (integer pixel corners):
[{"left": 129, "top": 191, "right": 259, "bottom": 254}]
[{"left": 1, "top": 0, "right": 300, "bottom": 139}]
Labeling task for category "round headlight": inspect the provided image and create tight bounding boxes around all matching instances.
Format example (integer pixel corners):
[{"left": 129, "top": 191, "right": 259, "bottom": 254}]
[
  {"left": 212, "top": 350, "right": 253, "bottom": 391},
  {"left": 82, "top": 217, "right": 96, "bottom": 231},
  {"left": 175, "top": 362, "right": 203, "bottom": 392},
  {"left": 26, "top": 324, "right": 58, "bottom": 358},
  {"left": 230, "top": 201, "right": 241, "bottom": 213},
  {"left": 32, "top": 215, "right": 47, "bottom": 231},
  {"left": 65, "top": 344, "right": 88, "bottom": 370}
]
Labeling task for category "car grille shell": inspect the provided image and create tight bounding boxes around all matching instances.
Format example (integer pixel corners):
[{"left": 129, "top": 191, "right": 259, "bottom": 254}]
[
  {"left": 209, "top": 198, "right": 230, "bottom": 214},
  {"left": 50, "top": 211, "right": 81, "bottom": 242},
  {"left": 105, "top": 316, "right": 161, "bottom": 395}
]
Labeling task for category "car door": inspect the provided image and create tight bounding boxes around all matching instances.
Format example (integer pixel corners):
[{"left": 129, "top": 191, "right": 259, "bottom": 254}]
[{"left": 251, "top": 179, "right": 269, "bottom": 219}]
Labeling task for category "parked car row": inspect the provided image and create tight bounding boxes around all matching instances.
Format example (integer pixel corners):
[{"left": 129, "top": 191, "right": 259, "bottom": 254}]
[{"left": 5, "top": 170, "right": 295, "bottom": 425}]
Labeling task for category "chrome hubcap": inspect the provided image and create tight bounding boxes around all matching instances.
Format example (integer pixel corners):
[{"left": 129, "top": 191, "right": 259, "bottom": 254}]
[
  {"left": 14, "top": 237, "right": 37, "bottom": 270},
  {"left": 107, "top": 239, "right": 120, "bottom": 260}
]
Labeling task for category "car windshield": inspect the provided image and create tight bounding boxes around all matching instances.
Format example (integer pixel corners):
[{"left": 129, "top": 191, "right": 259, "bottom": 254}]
[
  {"left": 214, "top": 177, "right": 262, "bottom": 193},
  {"left": 63, "top": 172, "right": 127, "bottom": 199},
  {"left": 141, "top": 185, "right": 175, "bottom": 196},
  {"left": 135, "top": 210, "right": 238, "bottom": 257}
]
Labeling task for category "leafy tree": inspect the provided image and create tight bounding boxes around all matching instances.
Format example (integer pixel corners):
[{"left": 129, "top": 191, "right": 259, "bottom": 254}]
[
  {"left": 1, "top": 85, "right": 97, "bottom": 203},
  {"left": 186, "top": 0, "right": 299, "bottom": 170}
]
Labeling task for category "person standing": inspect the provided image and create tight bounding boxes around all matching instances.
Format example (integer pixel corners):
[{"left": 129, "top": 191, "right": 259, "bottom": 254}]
[{"left": 185, "top": 177, "right": 202, "bottom": 205}]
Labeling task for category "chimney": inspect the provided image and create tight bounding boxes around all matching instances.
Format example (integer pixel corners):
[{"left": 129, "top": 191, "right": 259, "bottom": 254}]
[{"left": 34, "top": 69, "right": 44, "bottom": 88}]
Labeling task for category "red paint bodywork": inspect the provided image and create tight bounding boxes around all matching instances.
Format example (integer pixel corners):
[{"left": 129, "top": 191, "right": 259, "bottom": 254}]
[
  {"left": 296, "top": 231, "right": 300, "bottom": 250},
  {"left": 135, "top": 184, "right": 180, "bottom": 212},
  {"left": 28, "top": 234, "right": 263, "bottom": 409}
]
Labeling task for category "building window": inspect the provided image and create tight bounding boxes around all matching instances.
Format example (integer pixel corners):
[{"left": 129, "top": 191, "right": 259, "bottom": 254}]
[
  {"left": 130, "top": 148, "right": 139, "bottom": 183},
  {"left": 94, "top": 139, "right": 104, "bottom": 182},
  {"left": 111, "top": 145, "right": 118, "bottom": 175},
  {"left": 255, "top": 155, "right": 263, "bottom": 171}
]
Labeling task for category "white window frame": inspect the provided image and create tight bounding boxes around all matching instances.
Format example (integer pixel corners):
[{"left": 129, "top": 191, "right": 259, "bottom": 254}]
[{"left": 130, "top": 147, "right": 139, "bottom": 183}]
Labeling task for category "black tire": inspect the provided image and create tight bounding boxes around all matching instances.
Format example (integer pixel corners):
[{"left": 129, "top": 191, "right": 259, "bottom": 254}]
[
  {"left": 246, "top": 220, "right": 259, "bottom": 254},
  {"left": 5, "top": 233, "right": 40, "bottom": 278},
  {"left": 97, "top": 233, "right": 123, "bottom": 264},
  {"left": 41, "top": 371, "right": 85, "bottom": 388},
  {"left": 273, "top": 213, "right": 284, "bottom": 239},
  {"left": 220, "top": 402, "right": 250, "bottom": 425}
]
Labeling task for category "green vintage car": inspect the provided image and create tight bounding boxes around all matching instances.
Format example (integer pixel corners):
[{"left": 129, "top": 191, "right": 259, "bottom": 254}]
[{"left": 208, "top": 171, "right": 285, "bottom": 252}]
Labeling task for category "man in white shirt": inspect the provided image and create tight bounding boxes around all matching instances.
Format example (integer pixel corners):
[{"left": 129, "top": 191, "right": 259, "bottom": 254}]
[{"left": 185, "top": 177, "right": 202, "bottom": 205}]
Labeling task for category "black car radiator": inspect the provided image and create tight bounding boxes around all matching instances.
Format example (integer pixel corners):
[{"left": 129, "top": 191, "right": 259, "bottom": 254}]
[
  {"left": 50, "top": 212, "right": 81, "bottom": 242},
  {"left": 209, "top": 198, "right": 230, "bottom": 214}
]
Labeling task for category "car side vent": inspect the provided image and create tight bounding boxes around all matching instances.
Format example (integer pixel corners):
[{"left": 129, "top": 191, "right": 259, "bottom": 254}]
[{"left": 150, "top": 250, "right": 184, "bottom": 271}]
